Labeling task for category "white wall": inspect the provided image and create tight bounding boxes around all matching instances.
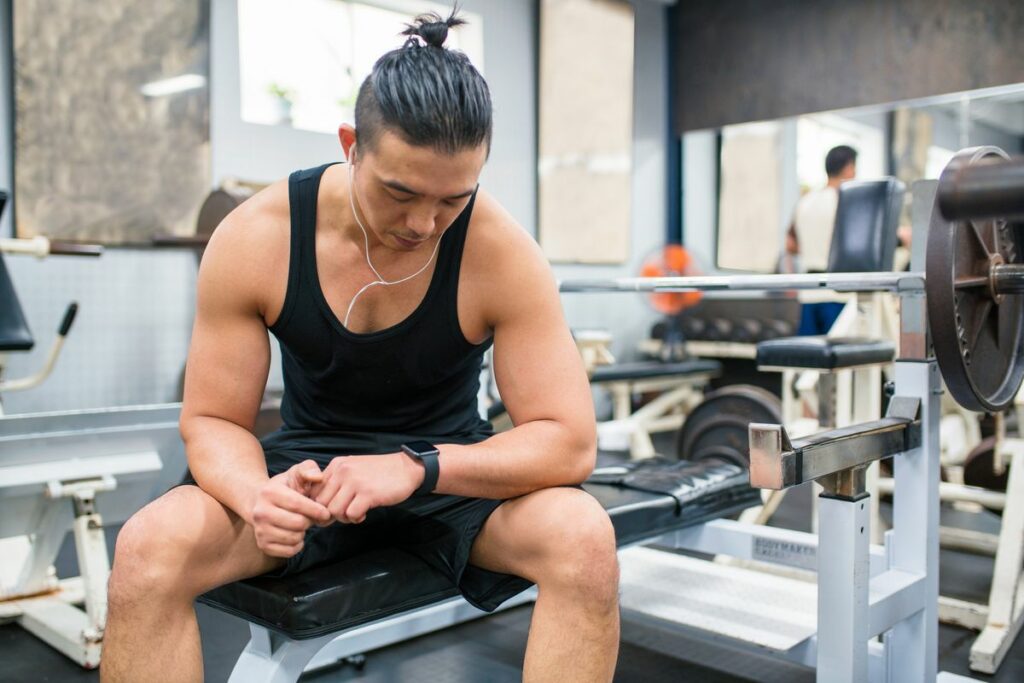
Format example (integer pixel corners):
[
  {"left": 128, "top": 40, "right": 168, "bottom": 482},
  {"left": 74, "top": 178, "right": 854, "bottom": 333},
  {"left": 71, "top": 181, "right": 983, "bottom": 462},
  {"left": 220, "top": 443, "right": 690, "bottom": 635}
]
[
  {"left": 681, "top": 130, "right": 717, "bottom": 272},
  {"left": 3, "top": 250, "right": 195, "bottom": 413}
]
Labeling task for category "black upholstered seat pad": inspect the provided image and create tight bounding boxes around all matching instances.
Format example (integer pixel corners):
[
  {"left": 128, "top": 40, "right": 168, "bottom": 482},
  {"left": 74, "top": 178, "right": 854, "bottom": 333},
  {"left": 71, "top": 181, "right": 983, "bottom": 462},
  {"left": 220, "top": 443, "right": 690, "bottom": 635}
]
[
  {"left": 756, "top": 336, "right": 894, "bottom": 370},
  {"left": 589, "top": 359, "right": 721, "bottom": 383},
  {"left": 198, "top": 461, "right": 758, "bottom": 640},
  {"left": 485, "top": 359, "right": 721, "bottom": 420},
  {"left": 0, "top": 253, "right": 33, "bottom": 352}
]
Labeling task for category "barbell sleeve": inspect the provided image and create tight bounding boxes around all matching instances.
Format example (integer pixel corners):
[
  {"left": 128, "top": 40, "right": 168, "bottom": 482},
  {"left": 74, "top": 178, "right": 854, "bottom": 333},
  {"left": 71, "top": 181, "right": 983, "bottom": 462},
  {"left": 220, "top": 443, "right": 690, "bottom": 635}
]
[
  {"left": 938, "top": 156, "right": 1024, "bottom": 221},
  {"left": 993, "top": 264, "right": 1024, "bottom": 295}
]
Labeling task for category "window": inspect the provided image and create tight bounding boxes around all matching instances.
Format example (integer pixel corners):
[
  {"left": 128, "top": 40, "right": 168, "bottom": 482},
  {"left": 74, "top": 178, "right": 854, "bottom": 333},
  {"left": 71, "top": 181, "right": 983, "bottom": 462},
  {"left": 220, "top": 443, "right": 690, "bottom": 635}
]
[
  {"left": 796, "top": 113, "right": 884, "bottom": 192},
  {"left": 716, "top": 122, "right": 783, "bottom": 272},
  {"left": 537, "top": 0, "right": 634, "bottom": 263},
  {"left": 925, "top": 146, "right": 956, "bottom": 179},
  {"left": 238, "top": 0, "right": 484, "bottom": 135}
]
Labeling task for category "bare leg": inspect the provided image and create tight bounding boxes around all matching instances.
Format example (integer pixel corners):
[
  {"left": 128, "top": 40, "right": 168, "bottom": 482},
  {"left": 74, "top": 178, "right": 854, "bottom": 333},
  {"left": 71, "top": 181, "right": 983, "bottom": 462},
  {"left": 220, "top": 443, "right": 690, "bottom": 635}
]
[
  {"left": 470, "top": 488, "right": 620, "bottom": 682},
  {"left": 101, "top": 485, "right": 283, "bottom": 683}
]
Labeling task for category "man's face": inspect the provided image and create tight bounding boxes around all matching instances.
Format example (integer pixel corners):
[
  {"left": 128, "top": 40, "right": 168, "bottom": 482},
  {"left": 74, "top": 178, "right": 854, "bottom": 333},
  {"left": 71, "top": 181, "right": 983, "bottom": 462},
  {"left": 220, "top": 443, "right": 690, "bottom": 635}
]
[{"left": 351, "top": 130, "right": 488, "bottom": 251}]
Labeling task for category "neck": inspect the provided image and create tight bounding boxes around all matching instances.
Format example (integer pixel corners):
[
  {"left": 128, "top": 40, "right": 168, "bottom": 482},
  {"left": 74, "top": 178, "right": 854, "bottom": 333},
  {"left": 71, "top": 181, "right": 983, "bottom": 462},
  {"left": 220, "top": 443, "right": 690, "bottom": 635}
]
[{"left": 826, "top": 177, "right": 844, "bottom": 189}]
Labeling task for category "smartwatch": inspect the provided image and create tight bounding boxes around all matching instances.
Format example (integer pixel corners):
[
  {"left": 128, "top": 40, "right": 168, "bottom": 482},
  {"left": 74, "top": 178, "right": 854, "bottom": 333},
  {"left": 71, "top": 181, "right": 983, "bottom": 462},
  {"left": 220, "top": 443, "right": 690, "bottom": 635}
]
[{"left": 401, "top": 440, "right": 440, "bottom": 496}]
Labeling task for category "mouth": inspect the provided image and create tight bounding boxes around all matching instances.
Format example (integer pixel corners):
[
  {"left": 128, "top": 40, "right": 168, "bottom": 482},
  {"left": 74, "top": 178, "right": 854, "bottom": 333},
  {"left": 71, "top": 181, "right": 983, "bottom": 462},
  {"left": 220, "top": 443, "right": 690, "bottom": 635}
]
[{"left": 394, "top": 235, "right": 427, "bottom": 249}]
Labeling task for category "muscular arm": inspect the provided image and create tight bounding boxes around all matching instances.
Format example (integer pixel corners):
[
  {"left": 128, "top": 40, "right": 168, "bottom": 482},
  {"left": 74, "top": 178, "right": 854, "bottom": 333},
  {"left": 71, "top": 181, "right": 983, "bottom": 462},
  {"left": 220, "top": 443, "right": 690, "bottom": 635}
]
[
  {"left": 179, "top": 206, "right": 281, "bottom": 524},
  {"left": 432, "top": 224, "right": 596, "bottom": 499}
]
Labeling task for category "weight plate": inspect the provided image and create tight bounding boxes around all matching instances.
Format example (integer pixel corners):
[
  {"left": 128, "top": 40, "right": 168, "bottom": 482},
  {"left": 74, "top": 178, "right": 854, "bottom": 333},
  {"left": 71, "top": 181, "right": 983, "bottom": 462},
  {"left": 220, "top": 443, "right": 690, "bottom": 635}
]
[
  {"left": 927, "top": 147, "right": 1024, "bottom": 412},
  {"left": 962, "top": 436, "right": 1007, "bottom": 495},
  {"left": 676, "top": 384, "right": 783, "bottom": 466},
  {"left": 682, "top": 415, "right": 758, "bottom": 468}
]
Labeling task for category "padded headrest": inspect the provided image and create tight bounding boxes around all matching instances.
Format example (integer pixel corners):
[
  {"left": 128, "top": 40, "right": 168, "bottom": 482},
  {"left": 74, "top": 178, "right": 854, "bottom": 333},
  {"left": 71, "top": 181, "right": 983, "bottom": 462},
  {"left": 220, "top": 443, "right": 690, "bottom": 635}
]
[
  {"left": 827, "top": 178, "right": 905, "bottom": 273},
  {"left": 0, "top": 190, "right": 34, "bottom": 352}
]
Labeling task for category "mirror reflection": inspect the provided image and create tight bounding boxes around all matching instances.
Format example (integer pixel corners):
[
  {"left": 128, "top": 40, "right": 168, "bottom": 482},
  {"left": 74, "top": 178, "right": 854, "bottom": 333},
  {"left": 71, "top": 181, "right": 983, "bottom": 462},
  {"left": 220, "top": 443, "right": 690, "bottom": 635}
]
[{"left": 696, "top": 84, "right": 1024, "bottom": 274}]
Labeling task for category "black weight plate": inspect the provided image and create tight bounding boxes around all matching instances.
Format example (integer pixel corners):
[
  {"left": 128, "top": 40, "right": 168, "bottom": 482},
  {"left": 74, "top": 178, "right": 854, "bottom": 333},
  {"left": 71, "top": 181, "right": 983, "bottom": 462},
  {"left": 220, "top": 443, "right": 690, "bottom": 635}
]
[
  {"left": 682, "top": 415, "right": 758, "bottom": 468},
  {"left": 962, "top": 436, "right": 1007, "bottom": 493},
  {"left": 927, "top": 147, "right": 1024, "bottom": 412},
  {"left": 676, "top": 384, "right": 783, "bottom": 466}
]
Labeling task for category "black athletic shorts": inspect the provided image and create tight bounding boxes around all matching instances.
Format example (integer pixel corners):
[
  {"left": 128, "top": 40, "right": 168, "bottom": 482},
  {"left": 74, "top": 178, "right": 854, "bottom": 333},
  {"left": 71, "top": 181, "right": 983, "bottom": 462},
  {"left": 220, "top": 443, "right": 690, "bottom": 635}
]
[{"left": 177, "top": 452, "right": 534, "bottom": 613}]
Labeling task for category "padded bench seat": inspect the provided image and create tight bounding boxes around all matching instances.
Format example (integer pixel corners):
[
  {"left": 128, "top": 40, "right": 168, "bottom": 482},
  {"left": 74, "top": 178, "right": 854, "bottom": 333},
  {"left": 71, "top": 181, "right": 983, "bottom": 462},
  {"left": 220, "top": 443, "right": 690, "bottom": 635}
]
[
  {"left": 486, "top": 358, "right": 721, "bottom": 420},
  {"left": 756, "top": 336, "right": 895, "bottom": 371},
  {"left": 198, "top": 459, "right": 758, "bottom": 640},
  {"left": 588, "top": 358, "right": 722, "bottom": 383}
]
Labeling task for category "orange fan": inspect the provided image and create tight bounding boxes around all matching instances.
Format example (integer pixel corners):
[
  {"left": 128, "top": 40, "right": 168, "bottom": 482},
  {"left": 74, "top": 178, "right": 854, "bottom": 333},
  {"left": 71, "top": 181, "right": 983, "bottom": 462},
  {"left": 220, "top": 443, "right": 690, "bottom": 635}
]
[{"left": 639, "top": 245, "right": 703, "bottom": 314}]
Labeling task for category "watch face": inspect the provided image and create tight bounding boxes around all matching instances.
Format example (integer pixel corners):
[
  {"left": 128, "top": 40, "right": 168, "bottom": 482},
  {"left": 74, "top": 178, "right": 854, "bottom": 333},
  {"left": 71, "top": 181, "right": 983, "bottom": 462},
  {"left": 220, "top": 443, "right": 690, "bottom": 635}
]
[{"left": 404, "top": 440, "right": 438, "bottom": 456}]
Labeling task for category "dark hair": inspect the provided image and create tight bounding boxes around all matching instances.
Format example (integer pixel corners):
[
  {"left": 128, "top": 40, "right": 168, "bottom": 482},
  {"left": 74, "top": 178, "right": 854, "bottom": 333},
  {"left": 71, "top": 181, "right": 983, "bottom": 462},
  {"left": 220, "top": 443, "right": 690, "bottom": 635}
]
[
  {"left": 353, "top": 8, "right": 492, "bottom": 156},
  {"left": 825, "top": 145, "right": 858, "bottom": 177}
]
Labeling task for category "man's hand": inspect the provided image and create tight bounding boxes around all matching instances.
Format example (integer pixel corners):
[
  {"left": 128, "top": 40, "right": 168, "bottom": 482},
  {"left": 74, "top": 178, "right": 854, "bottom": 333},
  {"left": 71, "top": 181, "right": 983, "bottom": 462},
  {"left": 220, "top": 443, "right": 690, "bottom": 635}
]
[
  {"left": 310, "top": 454, "right": 425, "bottom": 524},
  {"left": 250, "top": 459, "right": 332, "bottom": 558}
]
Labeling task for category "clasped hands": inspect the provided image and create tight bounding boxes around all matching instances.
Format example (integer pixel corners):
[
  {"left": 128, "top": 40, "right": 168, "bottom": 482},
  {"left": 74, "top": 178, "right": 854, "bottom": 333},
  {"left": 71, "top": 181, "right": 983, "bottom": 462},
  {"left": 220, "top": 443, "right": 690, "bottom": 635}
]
[{"left": 250, "top": 454, "right": 425, "bottom": 558}]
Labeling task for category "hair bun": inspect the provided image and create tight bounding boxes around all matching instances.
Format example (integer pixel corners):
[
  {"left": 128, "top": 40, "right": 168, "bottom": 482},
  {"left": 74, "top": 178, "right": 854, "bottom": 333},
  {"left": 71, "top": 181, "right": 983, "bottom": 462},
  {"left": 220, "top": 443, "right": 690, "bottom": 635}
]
[{"left": 402, "top": 10, "right": 467, "bottom": 49}]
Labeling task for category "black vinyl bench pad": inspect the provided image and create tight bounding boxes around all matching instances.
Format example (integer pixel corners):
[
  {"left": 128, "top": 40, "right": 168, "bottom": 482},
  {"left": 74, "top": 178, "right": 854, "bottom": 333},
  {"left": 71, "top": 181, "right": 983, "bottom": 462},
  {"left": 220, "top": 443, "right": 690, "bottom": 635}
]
[
  {"left": 198, "top": 459, "right": 758, "bottom": 640},
  {"left": 589, "top": 359, "right": 721, "bottom": 383},
  {"left": 756, "top": 336, "right": 895, "bottom": 370},
  {"left": 486, "top": 359, "right": 721, "bottom": 420}
]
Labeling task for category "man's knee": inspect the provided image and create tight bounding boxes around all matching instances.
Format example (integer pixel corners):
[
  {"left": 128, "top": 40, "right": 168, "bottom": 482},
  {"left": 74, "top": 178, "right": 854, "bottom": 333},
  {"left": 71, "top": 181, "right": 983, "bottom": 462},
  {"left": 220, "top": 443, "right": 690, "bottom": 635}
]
[
  {"left": 535, "top": 491, "right": 619, "bottom": 602},
  {"left": 109, "top": 492, "right": 202, "bottom": 606}
]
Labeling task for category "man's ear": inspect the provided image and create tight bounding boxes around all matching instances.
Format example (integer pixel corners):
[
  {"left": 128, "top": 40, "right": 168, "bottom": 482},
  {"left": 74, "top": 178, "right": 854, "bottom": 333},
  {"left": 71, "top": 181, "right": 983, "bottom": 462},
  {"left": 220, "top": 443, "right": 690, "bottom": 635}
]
[{"left": 338, "top": 124, "right": 357, "bottom": 161}]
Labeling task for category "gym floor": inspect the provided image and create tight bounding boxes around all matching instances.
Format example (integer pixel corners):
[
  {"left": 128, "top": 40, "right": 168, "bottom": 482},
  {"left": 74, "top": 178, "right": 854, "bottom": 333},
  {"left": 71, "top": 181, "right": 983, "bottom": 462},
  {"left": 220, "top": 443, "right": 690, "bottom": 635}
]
[{"left": 3, "top": 480, "right": 1024, "bottom": 683}]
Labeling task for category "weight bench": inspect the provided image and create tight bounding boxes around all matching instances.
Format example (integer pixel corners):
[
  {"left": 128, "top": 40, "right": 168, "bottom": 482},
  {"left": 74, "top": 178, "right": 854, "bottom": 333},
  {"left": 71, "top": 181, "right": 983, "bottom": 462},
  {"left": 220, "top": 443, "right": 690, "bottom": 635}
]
[
  {"left": 488, "top": 357, "right": 722, "bottom": 458},
  {"left": 198, "top": 458, "right": 759, "bottom": 682},
  {"left": 591, "top": 357, "right": 722, "bottom": 455}
]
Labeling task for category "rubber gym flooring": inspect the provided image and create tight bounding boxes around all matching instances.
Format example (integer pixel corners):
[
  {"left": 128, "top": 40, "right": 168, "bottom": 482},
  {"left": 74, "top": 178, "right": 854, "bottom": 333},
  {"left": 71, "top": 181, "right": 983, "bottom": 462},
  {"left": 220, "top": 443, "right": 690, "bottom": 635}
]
[{"left": 4, "top": 483, "right": 1024, "bottom": 682}]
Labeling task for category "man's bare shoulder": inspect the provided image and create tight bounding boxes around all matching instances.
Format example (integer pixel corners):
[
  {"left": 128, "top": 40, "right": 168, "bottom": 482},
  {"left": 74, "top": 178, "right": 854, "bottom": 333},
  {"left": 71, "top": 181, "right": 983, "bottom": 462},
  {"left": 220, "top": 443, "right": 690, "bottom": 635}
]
[
  {"left": 464, "top": 190, "right": 558, "bottom": 324},
  {"left": 205, "top": 179, "right": 290, "bottom": 258},
  {"left": 198, "top": 179, "right": 291, "bottom": 314},
  {"left": 466, "top": 189, "right": 548, "bottom": 274}
]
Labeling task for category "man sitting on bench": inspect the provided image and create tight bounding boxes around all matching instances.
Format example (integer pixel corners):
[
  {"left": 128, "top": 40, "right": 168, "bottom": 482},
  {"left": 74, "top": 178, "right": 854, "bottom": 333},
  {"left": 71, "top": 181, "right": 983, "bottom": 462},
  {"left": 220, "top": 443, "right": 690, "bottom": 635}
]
[{"left": 101, "top": 11, "right": 619, "bottom": 683}]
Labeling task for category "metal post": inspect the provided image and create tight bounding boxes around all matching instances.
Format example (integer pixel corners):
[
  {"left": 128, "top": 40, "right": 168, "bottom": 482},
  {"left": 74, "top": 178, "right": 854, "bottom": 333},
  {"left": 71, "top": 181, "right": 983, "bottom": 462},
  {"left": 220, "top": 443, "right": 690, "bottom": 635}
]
[
  {"left": 887, "top": 360, "right": 941, "bottom": 683},
  {"left": 970, "top": 438, "right": 1024, "bottom": 672},
  {"left": 72, "top": 491, "right": 110, "bottom": 640},
  {"left": 817, "top": 491, "right": 870, "bottom": 683},
  {"left": 887, "top": 181, "right": 941, "bottom": 682}
]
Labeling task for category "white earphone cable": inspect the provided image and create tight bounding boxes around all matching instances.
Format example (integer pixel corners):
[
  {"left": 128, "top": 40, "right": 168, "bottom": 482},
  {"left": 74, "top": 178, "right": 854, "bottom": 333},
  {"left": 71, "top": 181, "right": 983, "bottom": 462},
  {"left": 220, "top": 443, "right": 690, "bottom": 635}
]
[{"left": 344, "top": 161, "right": 444, "bottom": 328}]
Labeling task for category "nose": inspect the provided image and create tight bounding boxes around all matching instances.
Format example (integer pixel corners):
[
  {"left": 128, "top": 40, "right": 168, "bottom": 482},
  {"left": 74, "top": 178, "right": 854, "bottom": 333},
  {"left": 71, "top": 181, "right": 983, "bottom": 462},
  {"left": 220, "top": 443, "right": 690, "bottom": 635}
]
[{"left": 405, "top": 209, "right": 436, "bottom": 239}]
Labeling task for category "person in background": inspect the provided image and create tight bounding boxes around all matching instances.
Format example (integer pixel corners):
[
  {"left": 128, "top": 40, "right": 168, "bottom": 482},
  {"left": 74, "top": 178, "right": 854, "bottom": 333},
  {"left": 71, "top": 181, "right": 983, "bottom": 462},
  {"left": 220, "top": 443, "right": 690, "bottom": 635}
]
[{"left": 782, "top": 145, "right": 857, "bottom": 334}]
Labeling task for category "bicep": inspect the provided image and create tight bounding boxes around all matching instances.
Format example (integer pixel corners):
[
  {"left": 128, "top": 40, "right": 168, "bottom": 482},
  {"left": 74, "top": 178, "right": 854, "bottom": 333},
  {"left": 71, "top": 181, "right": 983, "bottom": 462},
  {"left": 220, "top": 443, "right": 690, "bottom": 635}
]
[{"left": 489, "top": 253, "right": 595, "bottom": 436}]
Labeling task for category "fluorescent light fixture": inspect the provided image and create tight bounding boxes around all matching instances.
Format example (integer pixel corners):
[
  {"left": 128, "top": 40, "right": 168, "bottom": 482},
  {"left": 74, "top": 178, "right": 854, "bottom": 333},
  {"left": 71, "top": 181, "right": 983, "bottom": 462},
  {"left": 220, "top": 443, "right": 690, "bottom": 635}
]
[{"left": 140, "top": 73, "right": 207, "bottom": 98}]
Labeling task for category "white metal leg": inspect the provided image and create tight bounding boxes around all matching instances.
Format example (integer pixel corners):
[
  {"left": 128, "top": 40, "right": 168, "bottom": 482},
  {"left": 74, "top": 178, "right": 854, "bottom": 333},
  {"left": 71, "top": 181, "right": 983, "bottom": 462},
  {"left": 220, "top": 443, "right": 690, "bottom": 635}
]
[
  {"left": 887, "top": 360, "right": 940, "bottom": 683},
  {"left": 71, "top": 497, "right": 110, "bottom": 639},
  {"left": 227, "top": 625, "right": 326, "bottom": 683},
  {"left": 12, "top": 503, "right": 68, "bottom": 596},
  {"left": 225, "top": 590, "right": 539, "bottom": 682},
  {"left": 970, "top": 438, "right": 1024, "bottom": 673},
  {"left": 817, "top": 493, "right": 870, "bottom": 683}
]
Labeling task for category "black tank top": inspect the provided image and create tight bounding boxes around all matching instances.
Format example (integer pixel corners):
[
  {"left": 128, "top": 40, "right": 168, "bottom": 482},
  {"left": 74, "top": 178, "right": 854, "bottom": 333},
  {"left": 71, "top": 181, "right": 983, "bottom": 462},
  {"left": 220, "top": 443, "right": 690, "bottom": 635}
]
[{"left": 260, "top": 163, "right": 494, "bottom": 462}]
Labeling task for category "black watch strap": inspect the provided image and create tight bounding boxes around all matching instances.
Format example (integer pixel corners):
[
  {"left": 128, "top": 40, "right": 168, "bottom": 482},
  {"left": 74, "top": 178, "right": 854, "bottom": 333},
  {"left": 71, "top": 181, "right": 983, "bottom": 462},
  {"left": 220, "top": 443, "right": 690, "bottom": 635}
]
[{"left": 402, "top": 441, "right": 440, "bottom": 496}]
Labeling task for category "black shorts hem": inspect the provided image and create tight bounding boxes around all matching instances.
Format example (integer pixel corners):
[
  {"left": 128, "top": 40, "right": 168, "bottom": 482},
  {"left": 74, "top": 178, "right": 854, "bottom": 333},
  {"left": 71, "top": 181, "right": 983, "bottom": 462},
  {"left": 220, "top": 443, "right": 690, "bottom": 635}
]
[{"left": 449, "top": 498, "right": 534, "bottom": 612}]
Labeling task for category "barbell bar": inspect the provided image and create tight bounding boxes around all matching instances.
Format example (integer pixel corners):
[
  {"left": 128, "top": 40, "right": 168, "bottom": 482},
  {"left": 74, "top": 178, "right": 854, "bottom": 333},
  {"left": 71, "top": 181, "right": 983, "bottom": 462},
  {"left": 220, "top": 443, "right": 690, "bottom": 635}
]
[
  {"left": 559, "top": 146, "right": 1024, "bottom": 413},
  {"left": 559, "top": 271, "right": 926, "bottom": 294}
]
